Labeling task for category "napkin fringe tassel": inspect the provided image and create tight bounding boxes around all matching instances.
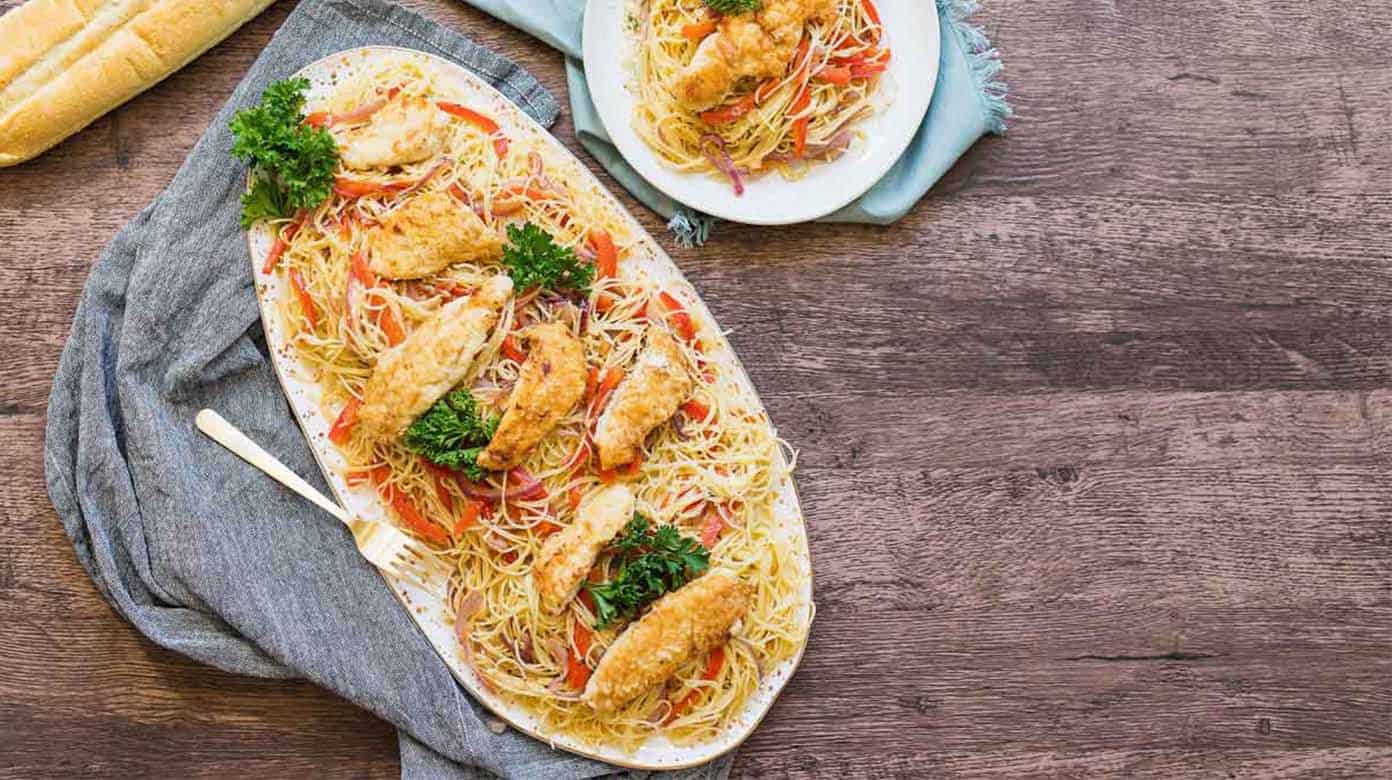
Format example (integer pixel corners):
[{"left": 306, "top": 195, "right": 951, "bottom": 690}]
[
  {"left": 668, "top": 208, "right": 714, "bottom": 248},
  {"left": 939, "top": 0, "right": 1012, "bottom": 134}
]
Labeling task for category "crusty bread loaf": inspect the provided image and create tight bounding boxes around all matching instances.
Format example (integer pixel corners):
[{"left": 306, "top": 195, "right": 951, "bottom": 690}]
[{"left": 0, "top": 0, "right": 275, "bottom": 167}]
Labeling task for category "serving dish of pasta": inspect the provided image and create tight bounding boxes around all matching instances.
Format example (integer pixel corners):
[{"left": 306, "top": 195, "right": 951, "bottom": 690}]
[
  {"left": 583, "top": 0, "right": 938, "bottom": 224},
  {"left": 239, "top": 46, "right": 813, "bottom": 768}
]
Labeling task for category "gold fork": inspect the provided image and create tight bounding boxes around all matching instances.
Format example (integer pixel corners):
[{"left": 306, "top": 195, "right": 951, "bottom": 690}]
[{"left": 195, "top": 409, "right": 450, "bottom": 593}]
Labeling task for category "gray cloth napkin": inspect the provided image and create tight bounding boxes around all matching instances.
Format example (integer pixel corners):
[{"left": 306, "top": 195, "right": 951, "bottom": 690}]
[{"left": 42, "top": 0, "right": 728, "bottom": 778}]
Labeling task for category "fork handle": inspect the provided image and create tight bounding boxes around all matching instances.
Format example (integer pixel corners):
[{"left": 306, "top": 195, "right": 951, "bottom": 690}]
[{"left": 195, "top": 409, "right": 350, "bottom": 524}]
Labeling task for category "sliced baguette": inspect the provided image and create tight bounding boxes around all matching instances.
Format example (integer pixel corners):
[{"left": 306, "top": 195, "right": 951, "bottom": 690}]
[{"left": 0, "top": 0, "right": 275, "bottom": 167}]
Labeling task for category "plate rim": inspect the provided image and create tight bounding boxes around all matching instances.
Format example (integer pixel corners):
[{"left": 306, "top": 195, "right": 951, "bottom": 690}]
[
  {"left": 581, "top": 0, "right": 940, "bottom": 226},
  {"left": 245, "top": 44, "right": 815, "bottom": 771}
]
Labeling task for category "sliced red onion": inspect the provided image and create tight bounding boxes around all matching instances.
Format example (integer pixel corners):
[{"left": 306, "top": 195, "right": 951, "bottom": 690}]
[
  {"left": 484, "top": 531, "right": 511, "bottom": 552},
  {"left": 398, "top": 157, "right": 452, "bottom": 198},
  {"left": 542, "top": 637, "right": 568, "bottom": 665},
  {"left": 645, "top": 702, "right": 670, "bottom": 725},
  {"left": 528, "top": 151, "right": 545, "bottom": 178},
  {"left": 505, "top": 468, "right": 547, "bottom": 501},
  {"left": 456, "top": 588, "right": 485, "bottom": 620},
  {"left": 577, "top": 300, "right": 591, "bottom": 335},
  {"left": 332, "top": 97, "right": 387, "bottom": 126},
  {"left": 514, "top": 286, "right": 542, "bottom": 312},
  {"left": 700, "top": 135, "right": 745, "bottom": 196},
  {"left": 458, "top": 478, "right": 501, "bottom": 503},
  {"left": 514, "top": 632, "right": 536, "bottom": 664},
  {"left": 672, "top": 414, "right": 689, "bottom": 440},
  {"left": 546, "top": 677, "right": 582, "bottom": 699},
  {"left": 805, "top": 131, "right": 853, "bottom": 158}
]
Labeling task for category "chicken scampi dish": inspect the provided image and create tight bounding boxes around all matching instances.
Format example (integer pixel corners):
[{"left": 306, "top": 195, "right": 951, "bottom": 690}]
[
  {"left": 235, "top": 51, "right": 810, "bottom": 751},
  {"left": 630, "top": 0, "right": 893, "bottom": 194}
]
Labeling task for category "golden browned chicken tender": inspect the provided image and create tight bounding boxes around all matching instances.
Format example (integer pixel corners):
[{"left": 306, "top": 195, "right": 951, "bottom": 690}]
[
  {"left": 367, "top": 191, "right": 503, "bottom": 280},
  {"left": 476, "top": 322, "right": 588, "bottom": 471},
  {"left": 594, "top": 328, "right": 694, "bottom": 470},
  {"left": 339, "top": 94, "right": 448, "bottom": 170},
  {"left": 358, "top": 275, "right": 513, "bottom": 440},
  {"left": 674, "top": 0, "right": 837, "bottom": 111},
  {"left": 534, "top": 485, "right": 635, "bottom": 614},
  {"left": 582, "top": 572, "right": 750, "bottom": 714}
]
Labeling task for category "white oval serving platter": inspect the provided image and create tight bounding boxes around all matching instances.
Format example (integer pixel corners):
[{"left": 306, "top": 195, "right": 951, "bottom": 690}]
[
  {"left": 582, "top": 0, "right": 939, "bottom": 225},
  {"left": 247, "top": 46, "right": 814, "bottom": 771}
]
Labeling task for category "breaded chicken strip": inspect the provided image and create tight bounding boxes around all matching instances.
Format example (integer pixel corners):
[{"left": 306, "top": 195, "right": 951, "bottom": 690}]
[
  {"left": 339, "top": 94, "right": 448, "bottom": 170},
  {"left": 534, "top": 485, "right": 635, "bottom": 614},
  {"left": 594, "top": 328, "right": 693, "bottom": 470},
  {"left": 674, "top": 0, "right": 837, "bottom": 111},
  {"left": 359, "top": 275, "right": 513, "bottom": 440},
  {"left": 367, "top": 191, "right": 503, "bottom": 280},
  {"left": 476, "top": 322, "right": 587, "bottom": 471},
  {"left": 582, "top": 572, "right": 750, "bottom": 714}
]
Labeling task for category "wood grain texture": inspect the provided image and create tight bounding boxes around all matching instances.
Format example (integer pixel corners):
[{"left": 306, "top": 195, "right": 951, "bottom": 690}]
[{"left": 1, "top": 0, "right": 1389, "bottom": 778}]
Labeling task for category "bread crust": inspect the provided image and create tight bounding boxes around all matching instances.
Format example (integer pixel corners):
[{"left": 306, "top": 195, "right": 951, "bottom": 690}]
[{"left": 0, "top": 0, "right": 275, "bottom": 166}]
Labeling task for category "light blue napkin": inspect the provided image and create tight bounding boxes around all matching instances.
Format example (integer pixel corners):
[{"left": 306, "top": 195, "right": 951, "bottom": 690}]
[{"left": 463, "top": 0, "right": 1010, "bottom": 245}]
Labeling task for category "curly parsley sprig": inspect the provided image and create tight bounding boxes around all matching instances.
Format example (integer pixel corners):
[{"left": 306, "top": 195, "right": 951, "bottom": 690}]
[
  {"left": 230, "top": 78, "right": 338, "bottom": 228},
  {"left": 403, "top": 390, "right": 499, "bottom": 482},
  {"left": 583, "top": 515, "right": 710, "bottom": 629},
  {"left": 501, "top": 222, "right": 595, "bottom": 296}
]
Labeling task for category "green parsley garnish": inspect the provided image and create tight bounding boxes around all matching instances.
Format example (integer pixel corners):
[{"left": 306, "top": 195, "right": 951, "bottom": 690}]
[
  {"left": 583, "top": 515, "right": 710, "bottom": 629},
  {"left": 403, "top": 390, "right": 499, "bottom": 482},
  {"left": 501, "top": 222, "right": 595, "bottom": 296},
  {"left": 230, "top": 77, "right": 338, "bottom": 229},
  {"left": 704, "top": 0, "right": 761, "bottom": 14}
]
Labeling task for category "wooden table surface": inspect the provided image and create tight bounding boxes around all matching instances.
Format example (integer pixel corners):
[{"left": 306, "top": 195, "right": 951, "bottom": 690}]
[{"left": 2, "top": 0, "right": 1390, "bottom": 777}]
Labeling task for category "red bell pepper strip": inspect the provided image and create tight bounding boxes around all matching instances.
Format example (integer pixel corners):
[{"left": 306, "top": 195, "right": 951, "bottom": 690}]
[
  {"left": 681, "top": 399, "right": 711, "bottom": 422},
  {"left": 501, "top": 334, "right": 528, "bottom": 363},
  {"left": 792, "top": 117, "right": 809, "bottom": 157},
  {"left": 584, "top": 365, "right": 599, "bottom": 401},
  {"left": 589, "top": 366, "right": 625, "bottom": 419},
  {"left": 438, "top": 101, "right": 510, "bottom": 158},
  {"left": 665, "top": 646, "right": 725, "bottom": 724},
  {"left": 288, "top": 268, "right": 319, "bottom": 330},
  {"left": 565, "top": 644, "right": 592, "bottom": 690},
  {"left": 589, "top": 229, "right": 619, "bottom": 279},
  {"left": 573, "top": 620, "right": 593, "bottom": 657},
  {"left": 788, "top": 83, "right": 812, "bottom": 157},
  {"left": 369, "top": 466, "right": 450, "bottom": 545},
  {"left": 333, "top": 177, "right": 391, "bottom": 199},
  {"left": 578, "top": 588, "right": 597, "bottom": 614},
  {"left": 349, "top": 250, "right": 377, "bottom": 287},
  {"left": 375, "top": 305, "right": 406, "bottom": 346},
  {"left": 261, "top": 214, "right": 304, "bottom": 274},
  {"left": 453, "top": 498, "right": 481, "bottom": 535},
  {"left": 699, "top": 506, "right": 725, "bottom": 550},
  {"left": 650, "top": 291, "right": 698, "bottom": 342},
  {"left": 754, "top": 79, "right": 779, "bottom": 105},
  {"left": 862, "top": 0, "right": 882, "bottom": 25},
  {"left": 328, "top": 398, "right": 361, "bottom": 445},
  {"left": 700, "top": 94, "right": 757, "bottom": 126},
  {"left": 815, "top": 65, "right": 853, "bottom": 85},
  {"left": 682, "top": 18, "right": 718, "bottom": 40},
  {"left": 849, "top": 60, "right": 890, "bottom": 79}
]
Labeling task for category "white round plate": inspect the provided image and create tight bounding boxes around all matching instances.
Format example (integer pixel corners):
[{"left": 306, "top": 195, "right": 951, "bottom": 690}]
[
  {"left": 583, "top": 0, "right": 939, "bottom": 225},
  {"left": 247, "top": 46, "right": 814, "bottom": 771}
]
